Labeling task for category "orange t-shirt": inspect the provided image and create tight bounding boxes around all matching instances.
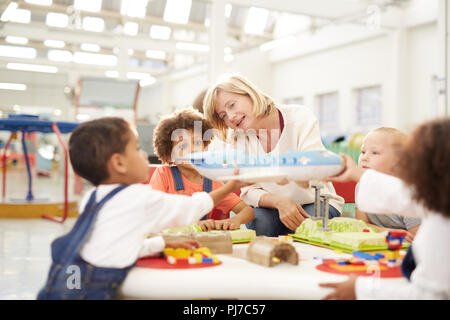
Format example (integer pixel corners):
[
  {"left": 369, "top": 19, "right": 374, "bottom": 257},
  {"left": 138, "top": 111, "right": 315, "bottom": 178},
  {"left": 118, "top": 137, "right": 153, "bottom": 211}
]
[{"left": 149, "top": 166, "right": 241, "bottom": 220}]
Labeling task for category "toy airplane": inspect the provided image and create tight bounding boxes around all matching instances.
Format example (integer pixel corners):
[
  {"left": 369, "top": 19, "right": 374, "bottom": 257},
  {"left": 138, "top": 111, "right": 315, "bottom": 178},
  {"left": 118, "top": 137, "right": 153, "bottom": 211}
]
[{"left": 185, "top": 149, "right": 344, "bottom": 183}]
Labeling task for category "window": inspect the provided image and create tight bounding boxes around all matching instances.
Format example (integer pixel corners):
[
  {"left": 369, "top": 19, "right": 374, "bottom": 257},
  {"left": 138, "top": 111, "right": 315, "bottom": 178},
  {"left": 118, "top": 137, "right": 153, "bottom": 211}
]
[
  {"left": 315, "top": 92, "right": 339, "bottom": 134},
  {"left": 354, "top": 86, "right": 382, "bottom": 129}
]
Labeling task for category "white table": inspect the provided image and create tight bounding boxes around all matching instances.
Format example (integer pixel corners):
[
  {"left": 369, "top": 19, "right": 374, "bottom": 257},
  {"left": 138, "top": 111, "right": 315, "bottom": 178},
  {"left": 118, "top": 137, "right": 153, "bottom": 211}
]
[{"left": 119, "top": 241, "right": 408, "bottom": 300}]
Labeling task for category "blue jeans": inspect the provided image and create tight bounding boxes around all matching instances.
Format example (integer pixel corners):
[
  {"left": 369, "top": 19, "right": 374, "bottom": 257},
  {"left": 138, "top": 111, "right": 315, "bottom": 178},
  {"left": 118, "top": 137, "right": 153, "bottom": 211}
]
[{"left": 246, "top": 203, "right": 341, "bottom": 237}]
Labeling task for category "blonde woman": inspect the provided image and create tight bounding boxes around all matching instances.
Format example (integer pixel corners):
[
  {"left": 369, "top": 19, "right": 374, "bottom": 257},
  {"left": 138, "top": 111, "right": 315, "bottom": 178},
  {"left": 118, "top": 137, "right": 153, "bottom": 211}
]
[{"left": 203, "top": 73, "right": 344, "bottom": 236}]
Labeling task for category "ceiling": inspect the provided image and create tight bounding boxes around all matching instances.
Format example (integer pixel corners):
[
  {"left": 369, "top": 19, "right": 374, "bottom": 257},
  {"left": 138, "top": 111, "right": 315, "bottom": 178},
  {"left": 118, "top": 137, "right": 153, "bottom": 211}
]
[{"left": 0, "top": 0, "right": 410, "bottom": 81}]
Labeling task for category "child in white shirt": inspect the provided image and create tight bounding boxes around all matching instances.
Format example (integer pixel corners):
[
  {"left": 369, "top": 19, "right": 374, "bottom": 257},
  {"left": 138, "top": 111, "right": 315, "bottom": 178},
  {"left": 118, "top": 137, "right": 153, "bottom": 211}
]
[
  {"left": 37, "top": 117, "right": 245, "bottom": 300},
  {"left": 319, "top": 117, "right": 450, "bottom": 300}
]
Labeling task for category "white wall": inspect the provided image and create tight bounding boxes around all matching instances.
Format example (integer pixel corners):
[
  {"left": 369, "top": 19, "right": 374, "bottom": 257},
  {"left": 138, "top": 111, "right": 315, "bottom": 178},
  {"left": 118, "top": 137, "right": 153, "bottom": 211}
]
[
  {"left": 271, "top": 34, "right": 391, "bottom": 135},
  {"left": 405, "top": 22, "right": 439, "bottom": 129}
]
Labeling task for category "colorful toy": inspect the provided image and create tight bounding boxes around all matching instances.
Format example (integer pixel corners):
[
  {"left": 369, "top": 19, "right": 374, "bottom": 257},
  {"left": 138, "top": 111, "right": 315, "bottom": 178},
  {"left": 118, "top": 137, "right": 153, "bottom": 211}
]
[
  {"left": 185, "top": 149, "right": 344, "bottom": 183},
  {"left": 292, "top": 217, "right": 410, "bottom": 253},
  {"left": 161, "top": 231, "right": 233, "bottom": 254},
  {"left": 385, "top": 231, "right": 407, "bottom": 267},
  {"left": 163, "top": 247, "right": 221, "bottom": 265},
  {"left": 160, "top": 224, "right": 256, "bottom": 247}
]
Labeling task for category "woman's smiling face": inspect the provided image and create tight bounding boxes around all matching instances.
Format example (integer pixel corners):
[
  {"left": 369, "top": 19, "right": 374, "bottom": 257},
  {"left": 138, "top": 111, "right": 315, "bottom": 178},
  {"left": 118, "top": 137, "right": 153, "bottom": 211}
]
[{"left": 214, "top": 90, "right": 255, "bottom": 131}]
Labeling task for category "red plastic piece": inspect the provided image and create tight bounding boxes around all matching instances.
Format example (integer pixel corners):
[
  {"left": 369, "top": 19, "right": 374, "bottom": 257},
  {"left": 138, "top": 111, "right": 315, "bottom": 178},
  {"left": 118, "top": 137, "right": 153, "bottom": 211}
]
[{"left": 136, "top": 257, "right": 221, "bottom": 269}]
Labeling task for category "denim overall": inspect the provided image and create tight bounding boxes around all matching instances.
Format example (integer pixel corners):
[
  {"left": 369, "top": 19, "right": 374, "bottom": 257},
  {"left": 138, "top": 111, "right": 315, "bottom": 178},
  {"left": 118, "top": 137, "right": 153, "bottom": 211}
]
[
  {"left": 37, "top": 185, "right": 134, "bottom": 300},
  {"left": 401, "top": 245, "right": 416, "bottom": 280},
  {"left": 170, "top": 166, "right": 227, "bottom": 220}
]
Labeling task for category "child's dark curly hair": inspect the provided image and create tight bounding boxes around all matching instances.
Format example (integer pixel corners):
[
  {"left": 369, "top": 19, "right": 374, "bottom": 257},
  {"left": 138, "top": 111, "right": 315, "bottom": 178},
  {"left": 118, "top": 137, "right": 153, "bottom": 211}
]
[
  {"left": 153, "top": 107, "right": 213, "bottom": 164},
  {"left": 397, "top": 117, "right": 450, "bottom": 217}
]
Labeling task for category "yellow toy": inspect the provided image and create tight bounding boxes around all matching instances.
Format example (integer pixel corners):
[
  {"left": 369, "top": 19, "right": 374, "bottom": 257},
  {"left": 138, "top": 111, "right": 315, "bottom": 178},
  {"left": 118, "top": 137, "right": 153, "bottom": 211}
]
[{"left": 163, "top": 247, "right": 221, "bottom": 265}]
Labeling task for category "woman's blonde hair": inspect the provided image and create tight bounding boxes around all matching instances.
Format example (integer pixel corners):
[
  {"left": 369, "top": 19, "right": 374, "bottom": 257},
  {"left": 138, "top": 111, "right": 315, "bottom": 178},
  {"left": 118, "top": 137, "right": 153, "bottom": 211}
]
[{"left": 203, "top": 73, "right": 275, "bottom": 140}]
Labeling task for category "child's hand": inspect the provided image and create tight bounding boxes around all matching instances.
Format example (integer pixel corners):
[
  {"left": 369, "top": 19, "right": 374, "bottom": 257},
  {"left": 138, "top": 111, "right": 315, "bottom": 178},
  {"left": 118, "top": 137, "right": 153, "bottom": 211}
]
[
  {"left": 325, "top": 154, "right": 364, "bottom": 183},
  {"left": 319, "top": 275, "right": 357, "bottom": 300},
  {"left": 224, "top": 168, "right": 252, "bottom": 191},
  {"left": 198, "top": 219, "right": 216, "bottom": 231},
  {"left": 165, "top": 239, "right": 201, "bottom": 250},
  {"left": 214, "top": 217, "right": 241, "bottom": 230}
]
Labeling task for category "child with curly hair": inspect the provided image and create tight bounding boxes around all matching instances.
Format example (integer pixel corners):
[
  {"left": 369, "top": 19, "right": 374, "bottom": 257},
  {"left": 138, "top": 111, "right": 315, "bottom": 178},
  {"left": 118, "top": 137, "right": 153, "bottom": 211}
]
[
  {"left": 320, "top": 117, "right": 450, "bottom": 300},
  {"left": 151, "top": 107, "right": 254, "bottom": 231}
]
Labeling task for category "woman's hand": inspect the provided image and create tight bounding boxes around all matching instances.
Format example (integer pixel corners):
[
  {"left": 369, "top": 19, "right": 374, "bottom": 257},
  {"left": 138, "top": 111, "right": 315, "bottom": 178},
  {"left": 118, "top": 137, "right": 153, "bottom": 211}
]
[
  {"left": 198, "top": 219, "right": 216, "bottom": 231},
  {"left": 319, "top": 276, "right": 357, "bottom": 300},
  {"left": 275, "top": 196, "right": 310, "bottom": 231},
  {"left": 325, "top": 154, "right": 365, "bottom": 183},
  {"left": 214, "top": 216, "right": 241, "bottom": 230}
]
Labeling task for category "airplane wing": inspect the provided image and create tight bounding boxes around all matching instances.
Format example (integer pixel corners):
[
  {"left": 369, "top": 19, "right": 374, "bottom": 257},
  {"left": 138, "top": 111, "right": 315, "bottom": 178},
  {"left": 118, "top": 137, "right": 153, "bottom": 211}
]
[{"left": 215, "top": 172, "right": 288, "bottom": 183}]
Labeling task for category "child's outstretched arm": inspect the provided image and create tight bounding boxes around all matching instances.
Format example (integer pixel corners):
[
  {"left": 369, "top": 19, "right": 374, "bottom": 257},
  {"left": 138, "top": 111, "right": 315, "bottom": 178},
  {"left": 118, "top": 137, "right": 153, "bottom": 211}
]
[
  {"left": 325, "top": 154, "right": 365, "bottom": 183},
  {"left": 208, "top": 169, "right": 250, "bottom": 207},
  {"left": 214, "top": 201, "right": 254, "bottom": 230}
]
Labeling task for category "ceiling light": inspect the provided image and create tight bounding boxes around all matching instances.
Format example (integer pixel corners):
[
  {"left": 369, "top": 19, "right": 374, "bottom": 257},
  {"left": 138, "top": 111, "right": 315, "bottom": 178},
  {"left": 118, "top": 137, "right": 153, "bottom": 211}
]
[
  {"left": 1, "top": 2, "right": 18, "bottom": 22},
  {"left": 5, "top": 36, "right": 28, "bottom": 45},
  {"left": 0, "top": 45, "right": 36, "bottom": 59},
  {"left": 149, "top": 25, "right": 171, "bottom": 40},
  {"left": 123, "top": 22, "right": 139, "bottom": 36},
  {"left": 244, "top": 7, "right": 269, "bottom": 35},
  {"left": 74, "top": 0, "right": 102, "bottom": 13},
  {"left": 0, "top": 82, "right": 27, "bottom": 91},
  {"left": 7, "top": 63, "right": 58, "bottom": 73},
  {"left": 24, "top": 0, "right": 52, "bottom": 5},
  {"left": 81, "top": 43, "right": 100, "bottom": 52},
  {"left": 105, "top": 70, "right": 119, "bottom": 78},
  {"left": 47, "top": 49, "right": 72, "bottom": 62},
  {"left": 46, "top": 12, "right": 68, "bottom": 28},
  {"left": 7, "top": 8, "right": 31, "bottom": 24},
  {"left": 145, "top": 49, "right": 165, "bottom": 60},
  {"left": 176, "top": 42, "right": 209, "bottom": 52},
  {"left": 73, "top": 52, "right": 117, "bottom": 66},
  {"left": 120, "top": 0, "right": 148, "bottom": 18},
  {"left": 44, "top": 39, "right": 65, "bottom": 48},
  {"left": 163, "top": 0, "right": 191, "bottom": 24},
  {"left": 82, "top": 16, "right": 104, "bottom": 32}
]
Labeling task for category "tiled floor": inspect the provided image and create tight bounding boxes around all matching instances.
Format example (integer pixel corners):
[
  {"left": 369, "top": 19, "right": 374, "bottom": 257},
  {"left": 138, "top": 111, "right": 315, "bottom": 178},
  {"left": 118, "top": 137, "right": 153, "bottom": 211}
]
[{"left": 0, "top": 167, "right": 81, "bottom": 300}]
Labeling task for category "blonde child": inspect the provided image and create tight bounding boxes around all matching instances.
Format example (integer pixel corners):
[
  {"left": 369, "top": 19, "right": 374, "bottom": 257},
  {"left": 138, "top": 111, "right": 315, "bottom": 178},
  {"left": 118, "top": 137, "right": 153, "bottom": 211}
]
[
  {"left": 38, "top": 117, "right": 246, "bottom": 300},
  {"left": 320, "top": 117, "right": 450, "bottom": 299},
  {"left": 357, "top": 127, "right": 420, "bottom": 242},
  {"left": 151, "top": 107, "right": 254, "bottom": 231}
]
